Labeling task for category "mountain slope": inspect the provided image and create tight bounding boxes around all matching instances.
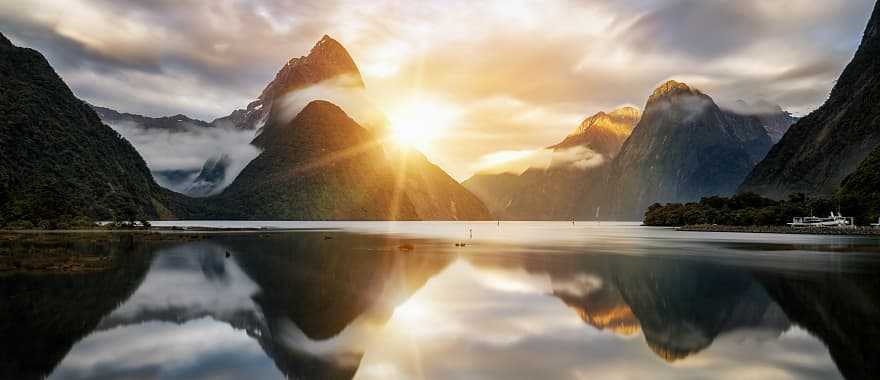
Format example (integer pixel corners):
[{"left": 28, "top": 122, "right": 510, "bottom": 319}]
[
  {"left": 463, "top": 107, "right": 639, "bottom": 220},
  {"left": 607, "top": 81, "right": 775, "bottom": 220},
  {"left": 739, "top": 4, "right": 880, "bottom": 198},
  {"left": 0, "top": 33, "right": 191, "bottom": 226},
  {"left": 213, "top": 101, "right": 418, "bottom": 220},
  {"left": 389, "top": 148, "right": 491, "bottom": 220},
  {"left": 836, "top": 145, "right": 880, "bottom": 223}
]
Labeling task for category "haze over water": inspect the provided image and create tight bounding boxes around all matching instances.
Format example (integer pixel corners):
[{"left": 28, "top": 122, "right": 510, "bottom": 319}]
[{"left": 3, "top": 222, "right": 878, "bottom": 379}]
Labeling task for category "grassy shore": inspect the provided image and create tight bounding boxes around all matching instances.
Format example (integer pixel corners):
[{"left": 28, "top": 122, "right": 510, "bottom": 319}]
[
  {"left": 0, "top": 228, "right": 314, "bottom": 274},
  {"left": 678, "top": 224, "right": 880, "bottom": 236}
]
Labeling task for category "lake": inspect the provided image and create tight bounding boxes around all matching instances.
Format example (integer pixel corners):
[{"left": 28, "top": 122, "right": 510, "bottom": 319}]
[{"left": 2, "top": 222, "right": 879, "bottom": 380}]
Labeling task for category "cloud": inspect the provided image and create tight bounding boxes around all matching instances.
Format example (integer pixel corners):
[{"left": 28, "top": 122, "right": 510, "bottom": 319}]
[
  {"left": 276, "top": 75, "right": 388, "bottom": 130},
  {"left": 472, "top": 146, "right": 607, "bottom": 176},
  {"left": 106, "top": 121, "right": 261, "bottom": 194}
]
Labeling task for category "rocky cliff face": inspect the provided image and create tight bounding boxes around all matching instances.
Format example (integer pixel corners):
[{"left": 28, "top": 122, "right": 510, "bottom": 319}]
[
  {"left": 606, "top": 81, "right": 774, "bottom": 220},
  {"left": 0, "top": 33, "right": 192, "bottom": 225},
  {"left": 739, "top": 3, "right": 880, "bottom": 199},
  {"left": 211, "top": 35, "right": 364, "bottom": 131},
  {"left": 463, "top": 107, "right": 640, "bottom": 220}
]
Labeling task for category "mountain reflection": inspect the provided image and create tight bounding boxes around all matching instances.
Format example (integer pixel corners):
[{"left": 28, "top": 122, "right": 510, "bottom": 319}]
[
  {"left": 1, "top": 234, "right": 452, "bottom": 380},
  {"left": 465, "top": 250, "right": 877, "bottom": 378},
  {"left": 0, "top": 231, "right": 878, "bottom": 379}
]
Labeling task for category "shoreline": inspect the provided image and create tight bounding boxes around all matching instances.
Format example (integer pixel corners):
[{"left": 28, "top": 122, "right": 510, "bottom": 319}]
[
  {"left": 0, "top": 227, "right": 330, "bottom": 243},
  {"left": 678, "top": 225, "right": 880, "bottom": 236}
]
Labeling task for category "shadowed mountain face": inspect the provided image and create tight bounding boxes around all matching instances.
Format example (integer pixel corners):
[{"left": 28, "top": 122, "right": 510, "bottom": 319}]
[
  {"left": 214, "top": 100, "right": 418, "bottom": 220},
  {"left": 0, "top": 34, "right": 194, "bottom": 225},
  {"left": 463, "top": 107, "right": 640, "bottom": 220},
  {"left": 739, "top": 3, "right": 880, "bottom": 199},
  {"left": 837, "top": 146, "right": 880, "bottom": 221},
  {"left": 606, "top": 81, "right": 775, "bottom": 220},
  {"left": 212, "top": 35, "right": 364, "bottom": 131}
]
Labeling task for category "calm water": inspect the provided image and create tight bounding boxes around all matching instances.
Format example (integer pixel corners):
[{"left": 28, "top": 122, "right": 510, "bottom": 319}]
[{"left": 2, "top": 222, "right": 879, "bottom": 380}]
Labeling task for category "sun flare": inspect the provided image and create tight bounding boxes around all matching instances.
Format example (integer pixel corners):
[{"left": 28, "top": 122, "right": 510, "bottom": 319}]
[{"left": 386, "top": 98, "right": 460, "bottom": 151}]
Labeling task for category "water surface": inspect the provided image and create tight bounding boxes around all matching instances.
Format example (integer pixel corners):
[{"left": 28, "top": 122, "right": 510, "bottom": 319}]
[{"left": 2, "top": 222, "right": 879, "bottom": 379}]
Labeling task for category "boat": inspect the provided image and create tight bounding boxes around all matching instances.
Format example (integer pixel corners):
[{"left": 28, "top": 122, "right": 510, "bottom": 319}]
[
  {"left": 872, "top": 218, "right": 880, "bottom": 228},
  {"left": 788, "top": 212, "right": 854, "bottom": 228}
]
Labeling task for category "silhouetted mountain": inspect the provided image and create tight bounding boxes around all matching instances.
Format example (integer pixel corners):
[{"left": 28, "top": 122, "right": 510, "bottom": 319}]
[
  {"left": 213, "top": 101, "right": 419, "bottom": 220},
  {"left": 206, "top": 35, "right": 488, "bottom": 220},
  {"left": 606, "top": 81, "right": 775, "bottom": 220},
  {"left": 740, "top": 4, "right": 880, "bottom": 199},
  {"left": 389, "top": 147, "right": 491, "bottom": 220},
  {"left": 463, "top": 107, "right": 640, "bottom": 220},
  {"left": 0, "top": 33, "right": 194, "bottom": 226},
  {"left": 92, "top": 105, "right": 213, "bottom": 130},
  {"left": 460, "top": 173, "right": 523, "bottom": 216},
  {"left": 212, "top": 35, "right": 364, "bottom": 130}
]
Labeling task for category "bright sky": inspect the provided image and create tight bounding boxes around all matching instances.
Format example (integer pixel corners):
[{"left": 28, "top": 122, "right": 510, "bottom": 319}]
[{"left": 1, "top": 0, "right": 874, "bottom": 180}]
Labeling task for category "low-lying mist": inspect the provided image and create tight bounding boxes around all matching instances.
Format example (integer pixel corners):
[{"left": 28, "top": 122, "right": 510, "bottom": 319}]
[
  {"left": 107, "top": 121, "right": 261, "bottom": 196},
  {"left": 474, "top": 146, "right": 607, "bottom": 176},
  {"left": 276, "top": 75, "right": 389, "bottom": 131}
]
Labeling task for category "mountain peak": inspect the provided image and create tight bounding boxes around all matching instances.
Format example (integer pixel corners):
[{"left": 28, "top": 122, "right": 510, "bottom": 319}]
[
  {"left": 298, "top": 99, "right": 347, "bottom": 118},
  {"left": 648, "top": 80, "right": 698, "bottom": 101},
  {"left": 609, "top": 106, "right": 641, "bottom": 123},
  {"left": 260, "top": 35, "right": 363, "bottom": 103},
  {"left": 551, "top": 106, "right": 641, "bottom": 154}
]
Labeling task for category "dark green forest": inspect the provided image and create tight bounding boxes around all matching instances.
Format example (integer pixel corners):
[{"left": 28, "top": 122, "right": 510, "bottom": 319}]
[
  {"left": 0, "top": 33, "right": 196, "bottom": 229},
  {"left": 643, "top": 192, "right": 880, "bottom": 227}
]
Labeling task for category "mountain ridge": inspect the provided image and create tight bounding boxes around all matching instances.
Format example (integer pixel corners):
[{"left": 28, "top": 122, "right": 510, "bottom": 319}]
[
  {"left": 0, "top": 33, "right": 193, "bottom": 226},
  {"left": 739, "top": 3, "right": 880, "bottom": 198}
]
